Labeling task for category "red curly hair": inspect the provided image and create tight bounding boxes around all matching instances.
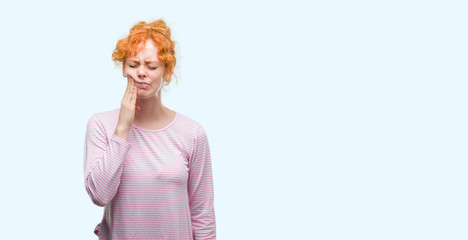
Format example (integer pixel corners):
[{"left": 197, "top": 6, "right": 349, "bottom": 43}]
[{"left": 112, "top": 19, "right": 177, "bottom": 87}]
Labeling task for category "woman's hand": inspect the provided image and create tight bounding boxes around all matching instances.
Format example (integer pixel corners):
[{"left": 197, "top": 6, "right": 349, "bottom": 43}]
[{"left": 114, "top": 75, "right": 141, "bottom": 140}]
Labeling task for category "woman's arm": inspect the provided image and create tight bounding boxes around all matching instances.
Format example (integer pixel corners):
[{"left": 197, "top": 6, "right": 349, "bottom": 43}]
[
  {"left": 188, "top": 126, "right": 217, "bottom": 240},
  {"left": 83, "top": 114, "right": 132, "bottom": 207}
]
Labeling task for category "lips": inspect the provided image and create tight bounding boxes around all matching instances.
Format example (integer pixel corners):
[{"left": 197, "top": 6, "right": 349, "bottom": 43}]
[{"left": 137, "top": 82, "right": 149, "bottom": 88}]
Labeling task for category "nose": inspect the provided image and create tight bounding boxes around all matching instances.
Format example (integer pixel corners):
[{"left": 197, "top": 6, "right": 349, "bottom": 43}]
[{"left": 137, "top": 65, "right": 146, "bottom": 78}]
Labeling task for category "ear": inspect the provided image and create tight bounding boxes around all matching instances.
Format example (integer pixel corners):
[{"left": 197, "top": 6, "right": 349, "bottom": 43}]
[{"left": 122, "top": 61, "right": 126, "bottom": 77}]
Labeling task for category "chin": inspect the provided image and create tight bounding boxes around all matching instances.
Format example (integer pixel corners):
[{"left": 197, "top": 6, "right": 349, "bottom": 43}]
[{"left": 138, "top": 91, "right": 159, "bottom": 98}]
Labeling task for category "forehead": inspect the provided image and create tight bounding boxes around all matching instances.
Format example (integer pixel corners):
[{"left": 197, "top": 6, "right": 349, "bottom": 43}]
[{"left": 128, "top": 39, "right": 160, "bottom": 61}]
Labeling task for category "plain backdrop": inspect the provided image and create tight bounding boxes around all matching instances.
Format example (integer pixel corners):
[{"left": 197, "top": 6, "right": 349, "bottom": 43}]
[{"left": 0, "top": 0, "right": 466, "bottom": 239}]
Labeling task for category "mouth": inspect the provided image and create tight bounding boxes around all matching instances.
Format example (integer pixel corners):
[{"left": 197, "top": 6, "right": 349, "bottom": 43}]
[{"left": 137, "top": 82, "right": 149, "bottom": 88}]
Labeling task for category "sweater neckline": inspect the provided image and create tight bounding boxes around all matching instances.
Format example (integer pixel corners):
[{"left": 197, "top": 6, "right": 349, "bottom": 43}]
[{"left": 131, "top": 111, "right": 179, "bottom": 133}]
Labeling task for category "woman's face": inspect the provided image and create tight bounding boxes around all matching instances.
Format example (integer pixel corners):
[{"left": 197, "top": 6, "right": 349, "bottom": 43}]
[{"left": 122, "top": 39, "right": 166, "bottom": 98}]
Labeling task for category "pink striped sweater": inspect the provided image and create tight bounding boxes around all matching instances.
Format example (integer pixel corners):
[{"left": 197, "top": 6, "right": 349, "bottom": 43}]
[{"left": 83, "top": 108, "right": 216, "bottom": 240}]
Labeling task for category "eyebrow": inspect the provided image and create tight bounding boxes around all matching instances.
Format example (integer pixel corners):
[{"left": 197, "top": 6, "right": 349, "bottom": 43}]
[{"left": 128, "top": 60, "right": 160, "bottom": 64}]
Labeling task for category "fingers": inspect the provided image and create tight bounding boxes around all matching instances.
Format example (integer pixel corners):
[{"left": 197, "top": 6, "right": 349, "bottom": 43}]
[
  {"left": 132, "top": 86, "right": 141, "bottom": 111},
  {"left": 124, "top": 75, "right": 132, "bottom": 97},
  {"left": 135, "top": 88, "right": 141, "bottom": 110},
  {"left": 130, "top": 85, "right": 136, "bottom": 105},
  {"left": 131, "top": 82, "right": 141, "bottom": 111},
  {"left": 123, "top": 75, "right": 140, "bottom": 111},
  {"left": 124, "top": 76, "right": 135, "bottom": 105}
]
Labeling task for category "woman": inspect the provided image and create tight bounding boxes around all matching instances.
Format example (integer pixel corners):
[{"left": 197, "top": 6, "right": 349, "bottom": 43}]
[{"left": 83, "top": 19, "right": 216, "bottom": 240}]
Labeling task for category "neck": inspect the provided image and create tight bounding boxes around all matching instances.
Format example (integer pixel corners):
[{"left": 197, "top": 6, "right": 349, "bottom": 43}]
[{"left": 134, "top": 94, "right": 168, "bottom": 122}]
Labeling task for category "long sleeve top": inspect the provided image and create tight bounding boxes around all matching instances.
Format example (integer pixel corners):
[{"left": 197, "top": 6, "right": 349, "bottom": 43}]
[{"left": 83, "top": 108, "right": 216, "bottom": 240}]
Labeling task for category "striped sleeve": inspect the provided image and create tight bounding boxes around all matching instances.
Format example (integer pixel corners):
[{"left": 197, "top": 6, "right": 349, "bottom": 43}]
[
  {"left": 188, "top": 126, "right": 217, "bottom": 240},
  {"left": 83, "top": 114, "right": 132, "bottom": 207}
]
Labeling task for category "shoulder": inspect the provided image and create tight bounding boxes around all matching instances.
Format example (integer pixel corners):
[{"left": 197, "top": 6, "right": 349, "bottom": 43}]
[
  {"left": 87, "top": 108, "right": 119, "bottom": 122},
  {"left": 175, "top": 111, "right": 206, "bottom": 134},
  {"left": 90, "top": 108, "right": 120, "bottom": 122},
  {"left": 174, "top": 111, "right": 210, "bottom": 147},
  {"left": 86, "top": 108, "right": 120, "bottom": 133}
]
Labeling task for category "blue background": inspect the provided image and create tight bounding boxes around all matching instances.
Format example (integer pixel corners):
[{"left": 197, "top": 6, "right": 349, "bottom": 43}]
[{"left": 0, "top": 0, "right": 466, "bottom": 239}]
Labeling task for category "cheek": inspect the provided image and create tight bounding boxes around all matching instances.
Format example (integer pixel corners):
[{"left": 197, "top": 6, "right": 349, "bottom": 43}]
[
  {"left": 125, "top": 68, "right": 135, "bottom": 75},
  {"left": 127, "top": 70, "right": 142, "bottom": 80},
  {"left": 149, "top": 72, "right": 164, "bottom": 80}
]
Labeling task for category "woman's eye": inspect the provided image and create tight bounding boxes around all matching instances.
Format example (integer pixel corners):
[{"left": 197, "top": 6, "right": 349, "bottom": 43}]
[
  {"left": 129, "top": 65, "right": 137, "bottom": 68},
  {"left": 149, "top": 67, "right": 157, "bottom": 70}
]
